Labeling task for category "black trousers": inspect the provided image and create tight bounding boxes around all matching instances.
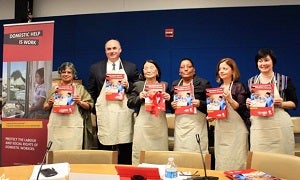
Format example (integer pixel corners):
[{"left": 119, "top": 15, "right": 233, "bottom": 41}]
[{"left": 97, "top": 140, "right": 132, "bottom": 165}]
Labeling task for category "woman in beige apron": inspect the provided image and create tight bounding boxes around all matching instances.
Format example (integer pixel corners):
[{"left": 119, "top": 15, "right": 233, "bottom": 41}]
[
  {"left": 247, "top": 48, "right": 297, "bottom": 155},
  {"left": 212, "top": 58, "right": 249, "bottom": 171},
  {"left": 170, "top": 58, "right": 211, "bottom": 154},
  {"left": 127, "top": 60, "right": 170, "bottom": 165},
  {"left": 44, "top": 62, "right": 94, "bottom": 150},
  {"left": 249, "top": 75, "right": 295, "bottom": 155}
]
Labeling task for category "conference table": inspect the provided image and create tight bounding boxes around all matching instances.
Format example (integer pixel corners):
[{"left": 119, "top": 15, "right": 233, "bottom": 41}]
[{"left": 0, "top": 164, "right": 230, "bottom": 180}]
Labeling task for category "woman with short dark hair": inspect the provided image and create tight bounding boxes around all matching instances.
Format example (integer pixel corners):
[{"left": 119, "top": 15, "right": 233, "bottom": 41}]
[{"left": 246, "top": 48, "right": 298, "bottom": 155}]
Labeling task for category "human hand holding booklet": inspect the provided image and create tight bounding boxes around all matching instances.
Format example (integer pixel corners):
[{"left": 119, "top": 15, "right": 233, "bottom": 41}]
[{"left": 29, "top": 162, "right": 70, "bottom": 180}]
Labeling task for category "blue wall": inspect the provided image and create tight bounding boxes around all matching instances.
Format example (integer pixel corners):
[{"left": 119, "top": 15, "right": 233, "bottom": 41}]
[{"left": 1, "top": 5, "right": 299, "bottom": 115}]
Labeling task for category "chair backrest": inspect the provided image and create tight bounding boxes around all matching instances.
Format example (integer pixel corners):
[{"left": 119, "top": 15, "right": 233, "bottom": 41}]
[
  {"left": 246, "top": 151, "right": 300, "bottom": 180},
  {"left": 47, "top": 150, "right": 118, "bottom": 164},
  {"left": 166, "top": 113, "right": 175, "bottom": 151},
  {"left": 139, "top": 150, "right": 211, "bottom": 169},
  {"left": 292, "top": 116, "right": 300, "bottom": 133}
]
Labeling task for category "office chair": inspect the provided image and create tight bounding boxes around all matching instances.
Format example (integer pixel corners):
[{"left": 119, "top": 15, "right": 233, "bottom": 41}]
[
  {"left": 47, "top": 150, "right": 118, "bottom": 164},
  {"left": 246, "top": 151, "right": 300, "bottom": 180},
  {"left": 139, "top": 150, "right": 211, "bottom": 169}
]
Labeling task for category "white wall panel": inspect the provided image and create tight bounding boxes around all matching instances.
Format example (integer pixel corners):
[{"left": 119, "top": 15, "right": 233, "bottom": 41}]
[
  {"left": 0, "top": 0, "right": 15, "bottom": 20},
  {"left": 1, "top": 0, "right": 300, "bottom": 20}
]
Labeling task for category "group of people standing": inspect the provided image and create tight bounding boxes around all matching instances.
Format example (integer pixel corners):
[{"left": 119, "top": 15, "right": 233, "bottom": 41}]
[{"left": 42, "top": 39, "right": 297, "bottom": 171}]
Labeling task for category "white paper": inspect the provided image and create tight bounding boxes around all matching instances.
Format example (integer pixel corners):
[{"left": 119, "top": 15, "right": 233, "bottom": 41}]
[
  {"left": 29, "top": 162, "right": 70, "bottom": 180},
  {"left": 138, "top": 163, "right": 166, "bottom": 179}
]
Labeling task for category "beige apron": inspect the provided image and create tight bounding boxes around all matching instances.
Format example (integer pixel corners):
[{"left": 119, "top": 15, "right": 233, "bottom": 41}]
[
  {"left": 47, "top": 86, "right": 83, "bottom": 150},
  {"left": 95, "top": 69, "right": 134, "bottom": 145},
  {"left": 173, "top": 79, "right": 208, "bottom": 153},
  {"left": 250, "top": 81, "right": 294, "bottom": 155},
  {"left": 131, "top": 104, "right": 168, "bottom": 165},
  {"left": 174, "top": 110, "right": 208, "bottom": 154},
  {"left": 214, "top": 105, "right": 249, "bottom": 170}
]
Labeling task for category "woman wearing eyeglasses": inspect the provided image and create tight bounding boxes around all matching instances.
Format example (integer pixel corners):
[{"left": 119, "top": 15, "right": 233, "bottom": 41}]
[{"left": 127, "top": 59, "right": 171, "bottom": 165}]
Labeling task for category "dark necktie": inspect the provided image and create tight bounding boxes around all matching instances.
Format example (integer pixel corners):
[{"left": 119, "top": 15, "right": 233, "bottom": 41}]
[{"left": 112, "top": 63, "right": 116, "bottom": 71}]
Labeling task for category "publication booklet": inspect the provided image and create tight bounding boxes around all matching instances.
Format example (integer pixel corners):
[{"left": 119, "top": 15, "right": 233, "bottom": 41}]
[
  {"left": 250, "top": 83, "right": 274, "bottom": 117},
  {"left": 224, "top": 168, "right": 281, "bottom": 180},
  {"left": 53, "top": 85, "right": 75, "bottom": 114},
  {"left": 206, "top": 87, "right": 227, "bottom": 119},
  {"left": 105, "top": 73, "right": 125, "bottom": 101},
  {"left": 173, "top": 84, "right": 196, "bottom": 114},
  {"left": 144, "top": 83, "right": 166, "bottom": 115}
]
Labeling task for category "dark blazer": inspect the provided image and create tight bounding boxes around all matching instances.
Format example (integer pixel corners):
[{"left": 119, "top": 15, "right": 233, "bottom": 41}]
[
  {"left": 230, "top": 81, "right": 251, "bottom": 131},
  {"left": 87, "top": 59, "right": 139, "bottom": 113}
]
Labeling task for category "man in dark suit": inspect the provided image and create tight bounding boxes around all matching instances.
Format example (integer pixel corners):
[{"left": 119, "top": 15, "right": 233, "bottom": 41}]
[{"left": 87, "top": 39, "right": 139, "bottom": 164}]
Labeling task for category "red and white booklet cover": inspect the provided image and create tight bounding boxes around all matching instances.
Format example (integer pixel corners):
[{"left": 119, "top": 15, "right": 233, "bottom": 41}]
[
  {"left": 53, "top": 85, "right": 75, "bottom": 114},
  {"left": 250, "top": 83, "right": 274, "bottom": 117},
  {"left": 206, "top": 87, "right": 227, "bottom": 119},
  {"left": 173, "top": 84, "right": 196, "bottom": 114},
  {"left": 144, "top": 83, "right": 166, "bottom": 113},
  {"left": 224, "top": 168, "right": 281, "bottom": 180},
  {"left": 105, "top": 73, "right": 125, "bottom": 101}
]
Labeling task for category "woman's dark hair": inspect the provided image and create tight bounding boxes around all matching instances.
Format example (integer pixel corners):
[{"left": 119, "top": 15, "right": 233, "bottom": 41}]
[
  {"left": 58, "top": 62, "right": 78, "bottom": 79},
  {"left": 255, "top": 48, "right": 277, "bottom": 68},
  {"left": 139, "top": 59, "right": 161, "bottom": 82},
  {"left": 35, "top": 68, "right": 45, "bottom": 83},
  {"left": 36, "top": 67, "right": 44, "bottom": 78},
  {"left": 180, "top": 57, "right": 194, "bottom": 67}
]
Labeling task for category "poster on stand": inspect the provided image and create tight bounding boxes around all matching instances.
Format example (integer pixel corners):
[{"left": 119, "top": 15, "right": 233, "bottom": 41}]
[{"left": 1, "top": 21, "right": 54, "bottom": 166}]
